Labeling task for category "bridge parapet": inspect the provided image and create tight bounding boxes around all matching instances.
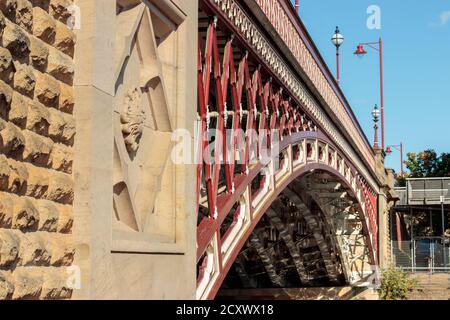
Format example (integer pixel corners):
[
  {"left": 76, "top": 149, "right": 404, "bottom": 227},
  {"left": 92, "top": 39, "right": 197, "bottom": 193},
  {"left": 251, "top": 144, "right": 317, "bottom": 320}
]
[
  {"left": 251, "top": 0, "right": 375, "bottom": 170},
  {"left": 208, "top": 0, "right": 379, "bottom": 193}
]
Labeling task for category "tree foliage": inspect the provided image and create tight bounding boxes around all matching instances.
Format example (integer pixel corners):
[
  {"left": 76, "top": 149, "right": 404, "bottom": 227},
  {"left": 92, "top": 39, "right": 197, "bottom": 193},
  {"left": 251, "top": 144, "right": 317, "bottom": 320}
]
[
  {"left": 395, "top": 174, "right": 407, "bottom": 187},
  {"left": 396, "top": 150, "right": 450, "bottom": 186},
  {"left": 404, "top": 150, "right": 450, "bottom": 178},
  {"left": 379, "top": 268, "right": 417, "bottom": 300}
]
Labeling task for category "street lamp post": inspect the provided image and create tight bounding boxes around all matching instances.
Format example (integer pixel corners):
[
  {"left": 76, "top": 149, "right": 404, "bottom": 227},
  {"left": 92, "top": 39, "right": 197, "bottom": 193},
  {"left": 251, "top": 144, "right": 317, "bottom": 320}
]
[
  {"left": 386, "top": 143, "right": 404, "bottom": 176},
  {"left": 372, "top": 104, "right": 381, "bottom": 149},
  {"left": 331, "top": 26, "right": 344, "bottom": 85},
  {"left": 354, "top": 38, "right": 385, "bottom": 149}
]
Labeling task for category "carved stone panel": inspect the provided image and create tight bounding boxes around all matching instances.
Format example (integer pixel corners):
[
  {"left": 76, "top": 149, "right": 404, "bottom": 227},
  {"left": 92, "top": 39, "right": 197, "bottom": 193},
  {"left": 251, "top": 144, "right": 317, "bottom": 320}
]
[{"left": 112, "top": 1, "right": 184, "bottom": 252}]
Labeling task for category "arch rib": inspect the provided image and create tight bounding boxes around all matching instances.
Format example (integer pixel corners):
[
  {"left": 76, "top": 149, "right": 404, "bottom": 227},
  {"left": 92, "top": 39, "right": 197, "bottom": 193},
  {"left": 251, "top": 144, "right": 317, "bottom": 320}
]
[
  {"left": 266, "top": 205, "right": 311, "bottom": 285},
  {"left": 283, "top": 187, "right": 341, "bottom": 284},
  {"left": 234, "top": 256, "right": 256, "bottom": 288},
  {"left": 249, "top": 233, "right": 286, "bottom": 287}
]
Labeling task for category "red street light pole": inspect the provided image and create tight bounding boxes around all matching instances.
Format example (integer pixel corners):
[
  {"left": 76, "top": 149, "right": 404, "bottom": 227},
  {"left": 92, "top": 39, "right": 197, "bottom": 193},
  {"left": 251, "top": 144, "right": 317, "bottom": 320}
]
[
  {"left": 295, "top": 0, "right": 299, "bottom": 15},
  {"left": 354, "top": 38, "right": 385, "bottom": 150},
  {"left": 385, "top": 143, "right": 404, "bottom": 176}
]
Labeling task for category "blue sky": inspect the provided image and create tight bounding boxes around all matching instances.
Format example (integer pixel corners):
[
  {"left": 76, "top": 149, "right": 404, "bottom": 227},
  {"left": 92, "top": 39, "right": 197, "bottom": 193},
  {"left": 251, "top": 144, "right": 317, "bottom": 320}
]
[{"left": 292, "top": 0, "right": 450, "bottom": 173}]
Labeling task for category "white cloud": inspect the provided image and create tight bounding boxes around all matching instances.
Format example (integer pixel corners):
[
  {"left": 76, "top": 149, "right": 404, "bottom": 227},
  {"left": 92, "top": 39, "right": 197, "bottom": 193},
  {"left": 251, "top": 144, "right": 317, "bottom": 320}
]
[{"left": 440, "top": 11, "right": 450, "bottom": 26}]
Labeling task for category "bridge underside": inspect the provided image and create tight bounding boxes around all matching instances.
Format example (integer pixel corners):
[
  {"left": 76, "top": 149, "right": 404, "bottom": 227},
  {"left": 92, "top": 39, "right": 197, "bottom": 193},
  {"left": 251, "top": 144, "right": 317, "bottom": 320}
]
[{"left": 217, "top": 170, "right": 371, "bottom": 296}]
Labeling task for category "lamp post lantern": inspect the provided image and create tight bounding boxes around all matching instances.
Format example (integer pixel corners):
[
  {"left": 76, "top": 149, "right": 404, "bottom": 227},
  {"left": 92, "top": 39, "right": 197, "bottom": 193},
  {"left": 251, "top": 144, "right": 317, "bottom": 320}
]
[
  {"left": 354, "top": 38, "right": 385, "bottom": 149},
  {"left": 372, "top": 104, "right": 381, "bottom": 149},
  {"left": 331, "top": 26, "right": 344, "bottom": 85}
]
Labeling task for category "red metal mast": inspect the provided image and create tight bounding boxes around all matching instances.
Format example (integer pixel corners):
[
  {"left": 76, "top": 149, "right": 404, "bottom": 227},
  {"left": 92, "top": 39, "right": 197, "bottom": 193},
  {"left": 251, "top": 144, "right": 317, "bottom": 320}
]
[
  {"left": 379, "top": 37, "right": 385, "bottom": 150},
  {"left": 400, "top": 142, "right": 403, "bottom": 176},
  {"left": 354, "top": 37, "right": 385, "bottom": 149},
  {"left": 386, "top": 142, "right": 404, "bottom": 176}
]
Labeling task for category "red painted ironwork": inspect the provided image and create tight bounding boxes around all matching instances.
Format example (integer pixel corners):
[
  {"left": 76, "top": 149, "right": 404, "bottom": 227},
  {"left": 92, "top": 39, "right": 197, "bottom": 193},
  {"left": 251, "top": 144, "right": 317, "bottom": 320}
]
[
  {"left": 196, "top": 3, "right": 380, "bottom": 300},
  {"left": 361, "top": 179, "right": 378, "bottom": 256},
  {"left": 197, "top": 16, "right": 302, "bottom": 240}
]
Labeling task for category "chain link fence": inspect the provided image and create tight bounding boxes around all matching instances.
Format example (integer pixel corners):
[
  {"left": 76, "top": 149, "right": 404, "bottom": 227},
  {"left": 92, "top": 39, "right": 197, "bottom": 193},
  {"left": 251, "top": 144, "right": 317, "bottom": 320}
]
[{"left": 392, "top": 238, "right": 450, "bottom": 273}]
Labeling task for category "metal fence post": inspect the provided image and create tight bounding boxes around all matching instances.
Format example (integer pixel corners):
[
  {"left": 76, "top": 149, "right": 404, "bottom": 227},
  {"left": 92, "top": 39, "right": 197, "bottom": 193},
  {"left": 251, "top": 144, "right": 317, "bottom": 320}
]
[
  {"left": 441, "top": 196, "right": 445, "bottom": 236},
  {"left": 430, "top": 240, "right": 434, "bottom": 274},
  {"left": 442, "top": 196, "right": 447, "bottom": 271}
]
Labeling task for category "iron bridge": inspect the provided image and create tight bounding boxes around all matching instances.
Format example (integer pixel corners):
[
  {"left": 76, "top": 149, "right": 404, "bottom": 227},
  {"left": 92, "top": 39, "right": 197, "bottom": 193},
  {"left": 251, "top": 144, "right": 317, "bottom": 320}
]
[{"left": 195, "top": 0, "right": 383, "bottom": 300}]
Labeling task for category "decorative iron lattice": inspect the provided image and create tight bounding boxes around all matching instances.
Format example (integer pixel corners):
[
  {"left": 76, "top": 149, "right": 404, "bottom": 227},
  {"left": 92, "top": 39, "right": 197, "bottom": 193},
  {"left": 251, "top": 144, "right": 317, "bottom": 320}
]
[{"left": 196, "top": 4, "right": 379, "bottom": 300}]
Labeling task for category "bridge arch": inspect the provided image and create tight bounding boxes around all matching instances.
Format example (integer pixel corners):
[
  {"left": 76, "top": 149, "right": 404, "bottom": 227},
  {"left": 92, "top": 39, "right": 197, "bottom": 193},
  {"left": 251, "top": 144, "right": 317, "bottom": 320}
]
[
  {"left": 197, "top": 131, "right": 377, "bottom": 300},
  {"left": 196, "top": 1, "right": 379, "bottom": 300}
]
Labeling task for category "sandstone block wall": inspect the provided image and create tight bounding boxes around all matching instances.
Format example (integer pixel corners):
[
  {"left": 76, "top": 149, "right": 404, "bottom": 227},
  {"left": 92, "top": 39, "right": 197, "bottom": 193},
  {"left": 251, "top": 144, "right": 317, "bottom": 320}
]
[{"left": 0, "top": 0, "right": 75, "bottom": 300}]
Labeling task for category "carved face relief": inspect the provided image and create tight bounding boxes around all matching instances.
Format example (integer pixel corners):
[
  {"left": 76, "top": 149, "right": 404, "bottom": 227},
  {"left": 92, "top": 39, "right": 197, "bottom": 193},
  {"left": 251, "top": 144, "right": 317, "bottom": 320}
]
[{"left": 121, "top": 88, "right": 146, "bottom": 154}]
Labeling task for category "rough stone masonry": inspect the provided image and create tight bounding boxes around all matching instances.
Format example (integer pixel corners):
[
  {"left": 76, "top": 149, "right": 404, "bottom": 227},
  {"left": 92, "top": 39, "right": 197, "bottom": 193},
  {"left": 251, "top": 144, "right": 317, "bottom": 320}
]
[{"left": 0, "top": 0, "right": 75, "bottom": 300}]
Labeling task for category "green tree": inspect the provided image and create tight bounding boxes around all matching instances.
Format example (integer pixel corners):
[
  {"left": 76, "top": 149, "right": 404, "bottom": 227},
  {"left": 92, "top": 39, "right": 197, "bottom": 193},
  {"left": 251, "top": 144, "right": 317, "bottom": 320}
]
[
  {"left": 437, "top": 153, "right": 450, "bottom": 176},
  {"left": 404, "top": 150, "right": 450, "bottom": 178}
]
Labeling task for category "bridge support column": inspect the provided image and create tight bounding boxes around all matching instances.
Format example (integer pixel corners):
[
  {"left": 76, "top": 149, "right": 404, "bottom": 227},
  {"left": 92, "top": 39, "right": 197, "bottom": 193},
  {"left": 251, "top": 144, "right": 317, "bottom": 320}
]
[
  {"left": 73, "top": 0, "right": 198, "bottom": 299},
  {"left": 373, "top": 149, "right": 398, "bottom": 269},
  {"left": 73, "top": 0, "right": 116, "bottom": 299}
]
